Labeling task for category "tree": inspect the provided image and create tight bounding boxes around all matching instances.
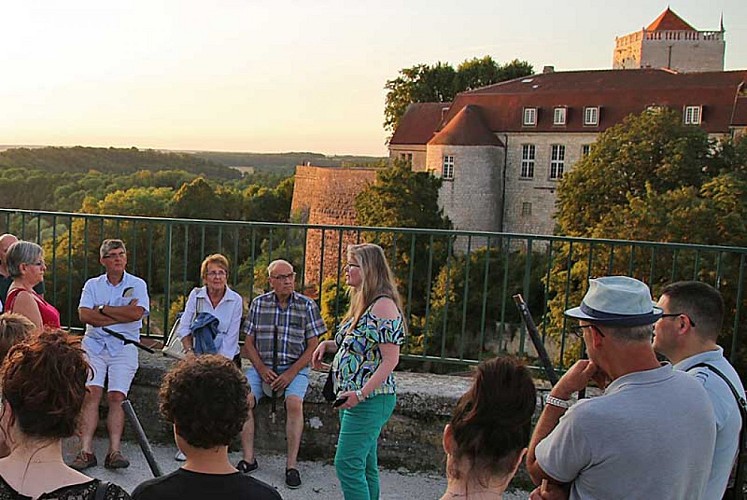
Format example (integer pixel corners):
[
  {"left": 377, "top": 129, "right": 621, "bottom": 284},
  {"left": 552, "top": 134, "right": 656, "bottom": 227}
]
[
  {"left": 354, "top": 160, "right": 452, "bottom": 341},
  {"left": 426, "top": 247, "right": 546, "bottom": 360},
  {"left": 384, "top": 57, "right": 533, "bottom": 134},
  {"left": 546, "top": 108, "right": 747, "bottom": 368}
]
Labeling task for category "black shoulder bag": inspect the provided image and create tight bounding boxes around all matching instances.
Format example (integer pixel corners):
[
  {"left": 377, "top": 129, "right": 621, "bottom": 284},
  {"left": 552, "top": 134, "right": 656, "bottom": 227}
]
[{"left": 687, "top": 363, "right": 747, "bottom": 500}]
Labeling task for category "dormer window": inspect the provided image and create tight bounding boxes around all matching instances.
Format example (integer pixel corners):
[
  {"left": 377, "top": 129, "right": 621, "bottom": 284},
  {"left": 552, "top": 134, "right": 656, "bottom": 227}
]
[
  {"left": 684, "top": 105, "right": 702, "bottom": 125},
  {"left": 584, "top": 106, "right": 599, "bottom": 126},
  {"left": 553, "top": 107, "right": 567, "bottom": 126},
  {"left": 523, "top": 107, "right": 537, "bottom": 127}
]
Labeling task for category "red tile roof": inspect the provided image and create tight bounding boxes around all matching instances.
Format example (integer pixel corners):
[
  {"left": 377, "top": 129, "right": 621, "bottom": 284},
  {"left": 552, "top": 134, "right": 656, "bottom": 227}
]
[
  {"left": 646, "top": 8, "right": 696, "bottom": 32},
  {"left": 428, "top": 105, "right": 503, "bottom": 146},
  {"left": 414, "top": 69, "right": 745, "bottom": 138},
  {"left": 389, "top": 102, "right": 450, "bottom": 145}
]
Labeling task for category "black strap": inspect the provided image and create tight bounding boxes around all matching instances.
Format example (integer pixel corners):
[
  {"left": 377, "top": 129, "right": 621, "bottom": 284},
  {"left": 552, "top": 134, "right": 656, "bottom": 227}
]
[
  {"left": 94, "top": 480, "right": 110, "bottom": 500},
  {"left": 686, "top": 362, "right": 746, "bottom": 498}
]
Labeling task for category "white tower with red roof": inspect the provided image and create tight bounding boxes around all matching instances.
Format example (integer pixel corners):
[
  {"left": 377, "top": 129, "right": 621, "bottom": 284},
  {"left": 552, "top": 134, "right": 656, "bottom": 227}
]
[{"left": 613, "top": 8, "right": 725, "bottom": 73}]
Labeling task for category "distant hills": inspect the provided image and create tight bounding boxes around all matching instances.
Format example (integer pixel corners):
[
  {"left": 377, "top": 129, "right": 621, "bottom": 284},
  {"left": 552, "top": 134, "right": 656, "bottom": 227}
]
[
  {"left": 188, "top": 151, "right": 387, "bottom": 175},
  {"left": 0, "top": 146, "right": 386, "bottom": 179}
]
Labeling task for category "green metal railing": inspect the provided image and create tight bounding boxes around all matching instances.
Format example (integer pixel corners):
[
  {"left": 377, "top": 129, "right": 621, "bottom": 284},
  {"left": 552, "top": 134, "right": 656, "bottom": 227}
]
[{"left": 1, "top": 208, "right": 745, "bottom": 374}]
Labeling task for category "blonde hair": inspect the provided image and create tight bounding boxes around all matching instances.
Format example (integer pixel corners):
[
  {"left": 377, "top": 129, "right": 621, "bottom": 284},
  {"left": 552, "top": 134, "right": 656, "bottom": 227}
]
[
  {"left": 200, "top": 254, "right": 230, "bottom": 282},
  {"left": 0, "top": 313, "right": 35, "bottom": 363},
  {"left": 343, "top": 243, "right": 407, "bottom": 334}
]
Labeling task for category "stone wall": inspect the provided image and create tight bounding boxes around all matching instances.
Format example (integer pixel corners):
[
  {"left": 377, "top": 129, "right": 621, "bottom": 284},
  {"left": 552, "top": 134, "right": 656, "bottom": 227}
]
[
  {"left": 426, "top": 144, "right": 503, "bottom": 251},
  {"left": 503, "top": 132, "right": 597, "bottom": 236},
  {"left": 120, "top": 352, "right": 503, "bottom": 472},
  {"left": 640, "top": 36, "right": 725, "bottom": 73},
  {"left": 291, "top": 165, "right": 377, "bottom": 287},
  {"left": 388, "top": 144, "right": 428, "bottom": 172}
]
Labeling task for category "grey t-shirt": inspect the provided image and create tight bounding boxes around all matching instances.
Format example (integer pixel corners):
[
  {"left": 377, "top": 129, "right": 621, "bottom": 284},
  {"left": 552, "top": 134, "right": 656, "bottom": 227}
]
[{"left": 536, "top": 364, "right": 716, "bottom": 500}]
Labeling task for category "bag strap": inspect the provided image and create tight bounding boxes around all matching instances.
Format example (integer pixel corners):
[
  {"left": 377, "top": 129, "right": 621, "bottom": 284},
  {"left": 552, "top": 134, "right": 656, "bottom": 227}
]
[
  {"left": 94, "top": 480, "right": 110, "bottom": 500},
  {"left": 686, "top": 362, "right": 747, "bottom": 495}
]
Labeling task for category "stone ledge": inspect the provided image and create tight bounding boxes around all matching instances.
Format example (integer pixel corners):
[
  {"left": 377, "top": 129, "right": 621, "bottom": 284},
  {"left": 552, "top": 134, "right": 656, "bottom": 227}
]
[{"left": 118, "top": 351, "right": 542, "bottom": 474}]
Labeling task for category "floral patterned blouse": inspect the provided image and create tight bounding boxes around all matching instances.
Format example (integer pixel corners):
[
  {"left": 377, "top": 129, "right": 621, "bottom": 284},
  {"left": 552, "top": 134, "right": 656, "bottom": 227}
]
[{"left": 331, "top": 302, "right": 406, "bottom": 398}]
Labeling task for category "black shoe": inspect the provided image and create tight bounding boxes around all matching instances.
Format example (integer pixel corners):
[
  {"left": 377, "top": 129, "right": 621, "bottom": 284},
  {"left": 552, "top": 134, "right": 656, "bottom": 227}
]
[
  {"left": 285, "top": 468, "right": 301, "bottom": 489},
  {"left": 236, "top": 459, "right": 258, "bottom": 474}
]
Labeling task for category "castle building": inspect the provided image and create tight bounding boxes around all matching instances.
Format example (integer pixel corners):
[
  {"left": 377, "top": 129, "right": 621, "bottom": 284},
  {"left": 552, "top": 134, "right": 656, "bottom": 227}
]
[
  {"left": 389, "top": 68, "right": 747, "bottom": 237},
  {"left": 613, "top": 8, "right": 725, "bottom": 73},
  {"left": 291, "top": 9, "right": 746, "bottom": 283}
]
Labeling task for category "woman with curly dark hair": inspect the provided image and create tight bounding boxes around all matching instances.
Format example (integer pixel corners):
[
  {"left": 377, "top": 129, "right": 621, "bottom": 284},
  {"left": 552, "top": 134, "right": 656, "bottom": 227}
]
[
  {"left": 440, "top": 356, "right": 537, "bottom": 499},
  {"left": 0, "top": 329, "right": 130, "bottom": 499},
  {"left": 132, "top": 355, "right": 281, "bottom": 500}
]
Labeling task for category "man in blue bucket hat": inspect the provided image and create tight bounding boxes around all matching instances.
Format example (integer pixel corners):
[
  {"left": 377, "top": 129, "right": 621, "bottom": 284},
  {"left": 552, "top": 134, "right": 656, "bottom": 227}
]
[{"left": 527, "top": 276, "right": 716, "bottom": 500}]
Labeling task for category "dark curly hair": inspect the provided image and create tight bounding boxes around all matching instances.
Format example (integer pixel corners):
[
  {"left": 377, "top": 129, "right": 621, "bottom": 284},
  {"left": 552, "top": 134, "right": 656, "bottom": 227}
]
[
  {"left": 160, "top": 355, "right": 249, "bottom": 449},
  {"left": 448, "top": 356, "right": 537, "bottom": 486},
  {"left": 1, "top": 329, "right": 90, "bottom": 438}
]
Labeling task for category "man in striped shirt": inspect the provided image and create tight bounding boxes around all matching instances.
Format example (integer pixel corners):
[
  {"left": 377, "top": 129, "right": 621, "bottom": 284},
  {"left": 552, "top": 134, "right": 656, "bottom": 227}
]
[{"left": 238, "top": 259, "right": 326, "bottom": 489}]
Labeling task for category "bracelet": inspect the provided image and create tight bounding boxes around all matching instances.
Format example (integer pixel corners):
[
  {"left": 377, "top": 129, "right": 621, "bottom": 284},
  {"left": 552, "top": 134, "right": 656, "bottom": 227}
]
[
  {"left": 545, "top": 394, "right": 572, "bottom": 409},
  {"left": 184, "top": 347, "right": 194, "bottom": 353},
  {"left": 355, "top": 389, "right": 365, "bottom": 402}
]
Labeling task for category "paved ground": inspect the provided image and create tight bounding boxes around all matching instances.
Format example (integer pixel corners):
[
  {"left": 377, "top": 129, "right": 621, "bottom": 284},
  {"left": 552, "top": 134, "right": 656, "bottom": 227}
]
[{"left": 64, "top": 437, "right": 530, "bottom": 499}]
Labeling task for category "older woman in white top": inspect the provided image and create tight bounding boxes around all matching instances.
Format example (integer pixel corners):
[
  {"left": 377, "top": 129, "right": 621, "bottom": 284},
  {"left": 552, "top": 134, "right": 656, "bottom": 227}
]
[{"left": 177, "top": 254, "right": 243, "bottom": 364}]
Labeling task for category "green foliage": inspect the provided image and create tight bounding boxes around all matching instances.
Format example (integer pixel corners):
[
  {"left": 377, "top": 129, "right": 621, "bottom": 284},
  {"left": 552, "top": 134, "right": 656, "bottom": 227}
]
[
  {"left": 426, "top": 247, "right": 546, "bottom": 359},
  {"left": 549, "top": 108, "right": 747, "bottom": 368},
  {"left": 0, "top": 146, "right": 239, "bottom": 179},
  {"left": 319, "top": 276, "right": 350, "bottom": 338},
  {"left": 354, "top": 159, "right": 453, "bottom": 343},
  {"left": 384, "top": 57, "right": 533, "bottom": 134}
]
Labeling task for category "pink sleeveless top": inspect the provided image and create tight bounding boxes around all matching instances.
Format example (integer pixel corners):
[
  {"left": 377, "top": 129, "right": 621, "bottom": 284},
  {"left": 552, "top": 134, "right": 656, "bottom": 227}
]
[{"left": 6, "top": 287, "right": 61, "bottom": 329}]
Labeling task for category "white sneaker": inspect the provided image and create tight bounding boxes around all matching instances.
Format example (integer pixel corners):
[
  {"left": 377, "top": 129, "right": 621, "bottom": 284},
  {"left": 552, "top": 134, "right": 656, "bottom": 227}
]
[{"left": 175, "top": 450, "right": 187, "bottom": 461}]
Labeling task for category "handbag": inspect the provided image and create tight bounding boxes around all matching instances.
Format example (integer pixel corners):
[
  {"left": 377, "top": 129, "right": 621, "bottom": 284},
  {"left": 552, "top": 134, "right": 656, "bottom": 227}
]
[
  {"left": 322, "top": 366, "right": 336, "bottom": 402},
  {"left": 162, "top": 290, "right": 202, "bottom": 360}
]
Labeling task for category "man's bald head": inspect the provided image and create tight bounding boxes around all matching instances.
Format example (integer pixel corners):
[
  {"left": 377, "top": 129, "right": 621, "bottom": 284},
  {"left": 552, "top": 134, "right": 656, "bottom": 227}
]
[{"left": 0, "top": 234, "right": 19, "bottom": 262}]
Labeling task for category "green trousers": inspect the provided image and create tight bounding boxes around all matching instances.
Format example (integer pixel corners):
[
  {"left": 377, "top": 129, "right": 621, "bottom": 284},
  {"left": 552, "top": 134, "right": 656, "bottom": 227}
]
[{"left": 334, "top": 393, "right": 396, "bottom": 500}]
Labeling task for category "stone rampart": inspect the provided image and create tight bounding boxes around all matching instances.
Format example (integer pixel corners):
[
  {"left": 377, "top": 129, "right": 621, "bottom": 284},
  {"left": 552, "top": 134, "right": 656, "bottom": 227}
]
[{"left": 291, "top": 165, "right": 377, "bottom": 287}]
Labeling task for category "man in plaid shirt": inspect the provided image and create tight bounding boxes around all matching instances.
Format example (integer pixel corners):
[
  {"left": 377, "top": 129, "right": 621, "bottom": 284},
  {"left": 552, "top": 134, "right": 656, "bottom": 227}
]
[{"left": 238, "top": 259, "right": 326, "bottom": 489}]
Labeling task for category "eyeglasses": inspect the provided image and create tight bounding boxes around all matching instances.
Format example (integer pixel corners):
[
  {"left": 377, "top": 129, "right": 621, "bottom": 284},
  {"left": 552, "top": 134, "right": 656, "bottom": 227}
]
[
  {"left": 345, "top": 263, "right": 360, "bottom": 269},
  {"left": 206, "top": 270, "right": 227, "bottom": 278},
  {"left": 28, "top": 261, "right": 45, "bottom": 267},
  {"left": 659, "top": 313, "right": 696, "bottom": 327},
  {"left": 570, "top": 324, "right": 605, "bottom": 339},
  {"left": 103, "top": 252, "right": 126, "bottom": 259},
  {"left": 271, "top": 272, "right": 296, "bottom": 281}
]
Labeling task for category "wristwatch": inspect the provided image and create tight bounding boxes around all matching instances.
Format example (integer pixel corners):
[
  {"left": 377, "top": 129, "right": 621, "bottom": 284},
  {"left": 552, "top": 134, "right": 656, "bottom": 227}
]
[
  {"left": 98, "top": 304, "right": 106, "bottom": 315},
  {"left": 355, "top": 390, "right": 365, "bottom": 402},
  {"left": 545, "top": 394, "right": 572, "bottom": 409}
]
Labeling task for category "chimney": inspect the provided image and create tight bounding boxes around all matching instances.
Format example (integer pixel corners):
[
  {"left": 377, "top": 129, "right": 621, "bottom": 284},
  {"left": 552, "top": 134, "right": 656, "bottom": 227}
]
[{"left": 543, "top": 65, "right": 555, "bottom": 74}]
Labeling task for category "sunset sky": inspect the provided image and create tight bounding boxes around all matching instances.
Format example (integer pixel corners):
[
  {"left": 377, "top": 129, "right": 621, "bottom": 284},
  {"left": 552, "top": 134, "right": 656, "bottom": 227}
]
[{"left": 1, "top": 0, "right": 745, "bottom": 156}]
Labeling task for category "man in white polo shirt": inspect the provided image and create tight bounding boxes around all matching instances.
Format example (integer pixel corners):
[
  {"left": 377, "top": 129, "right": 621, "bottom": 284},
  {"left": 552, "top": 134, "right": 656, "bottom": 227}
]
[{"left": 71, "top": 239, "right": 149, "bottom": 470}]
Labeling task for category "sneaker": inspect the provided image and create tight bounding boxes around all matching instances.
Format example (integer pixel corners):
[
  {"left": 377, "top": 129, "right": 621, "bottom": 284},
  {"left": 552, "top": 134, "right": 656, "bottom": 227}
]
[
  {"left": 104, "top": 451, "right": 130, "bottom": 469},
  {"left": 285, "top": 468, "right": 301, "bottom": 489},
  {"left": 70, "top": 451, "right": 97, "bottom": 470},
  {"left": 236, "top": 459, "right": 258, "bottom": 474},
  {"left": 174, "top": 450, "right": 187, "bottom": 461}
]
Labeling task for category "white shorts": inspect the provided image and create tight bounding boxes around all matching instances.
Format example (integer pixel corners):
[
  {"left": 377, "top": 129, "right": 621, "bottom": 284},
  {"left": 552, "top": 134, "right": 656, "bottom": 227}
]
[{"left": 84, "top": 344, "right": 139, "bottom": 395}]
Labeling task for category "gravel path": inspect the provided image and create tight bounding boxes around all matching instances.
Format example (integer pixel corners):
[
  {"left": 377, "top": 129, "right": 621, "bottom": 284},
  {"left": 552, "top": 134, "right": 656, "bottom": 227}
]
[{"left": 65, "top": 437, "right": 530, "bottom": 499}]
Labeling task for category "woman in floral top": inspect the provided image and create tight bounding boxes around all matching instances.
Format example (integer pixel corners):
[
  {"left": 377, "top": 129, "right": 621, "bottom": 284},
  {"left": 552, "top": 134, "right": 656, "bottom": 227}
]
[{"left": 312, "top": 243, "right": 406, "bottom": 500}]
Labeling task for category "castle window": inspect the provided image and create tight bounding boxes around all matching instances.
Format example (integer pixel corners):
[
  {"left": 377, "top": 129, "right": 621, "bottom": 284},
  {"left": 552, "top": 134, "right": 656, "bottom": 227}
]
[
  {"left": 553, "top": 107, "right": 567, "bottom": 126},
  {"left": 550, "top": 145, "right": 565, "bottom": 179},
  {"left": 399, "top": 152, "right": 413, "bottom": 164},
  {"left": 442, "top": 155, "right": 454, "bottom": 180},
  {"left": 521, "top": 202, "right": 532, "bottom": 216},
  {"left": 581, "top": 144, "right": 592, "bottom": 157},
  {"left": 521, "top": 144, "right": 536, "bottom": 178},
  {"left": 684, "top": 105, "right": 702, "bottom": 125},
  {"left": 523, "top": 107, "right": 537, "bottom": 127},
  {"left": 584, "top": 106, "right": 599, "bottom": 126}
]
